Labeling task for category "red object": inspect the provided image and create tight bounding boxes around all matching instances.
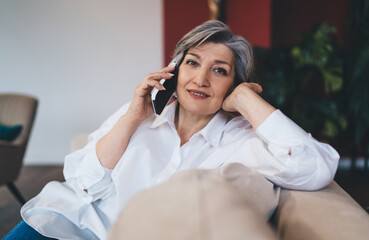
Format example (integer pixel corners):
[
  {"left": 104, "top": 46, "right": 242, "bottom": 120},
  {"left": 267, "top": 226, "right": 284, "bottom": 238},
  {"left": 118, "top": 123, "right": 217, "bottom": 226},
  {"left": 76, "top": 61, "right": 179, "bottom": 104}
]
[
  {"left": 226, "top": 0, "right": 271, "bottom": 48},
  {"left": 163, "top": 0, "right": 348, "bottom": 63},
  {"left": 163, "top": 0, "right": 272, "bottom": 65},
  {"left": 163, "top": 0, "right": 209, "bottom": 65}
]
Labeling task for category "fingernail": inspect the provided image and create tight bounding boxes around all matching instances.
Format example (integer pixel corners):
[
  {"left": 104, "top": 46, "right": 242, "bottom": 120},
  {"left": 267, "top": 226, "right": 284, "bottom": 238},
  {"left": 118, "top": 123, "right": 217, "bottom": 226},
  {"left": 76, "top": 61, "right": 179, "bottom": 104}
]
[
  {"left": 167, "top": 73, "right": 174, "bottom": 77},
  {"left": 169, "top": 60, "right": 177, "bottom": 67},
  {"left": 161, "top": 85, "right": 166, "bottom": 90}
]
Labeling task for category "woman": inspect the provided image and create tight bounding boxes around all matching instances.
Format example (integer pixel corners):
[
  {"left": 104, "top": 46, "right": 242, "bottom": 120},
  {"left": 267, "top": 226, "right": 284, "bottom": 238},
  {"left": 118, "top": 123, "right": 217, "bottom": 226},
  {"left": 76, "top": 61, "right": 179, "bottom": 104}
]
[{"left": 4, "top": 20, "right": 339, "bottom": 239}]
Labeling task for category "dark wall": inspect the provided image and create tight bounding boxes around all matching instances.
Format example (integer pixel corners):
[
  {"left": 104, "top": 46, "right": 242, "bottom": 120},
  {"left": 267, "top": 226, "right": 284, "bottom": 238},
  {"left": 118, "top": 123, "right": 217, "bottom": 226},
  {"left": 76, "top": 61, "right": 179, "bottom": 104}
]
[{"left": 272, "top": 0, "right": 350, "bottom": 47}]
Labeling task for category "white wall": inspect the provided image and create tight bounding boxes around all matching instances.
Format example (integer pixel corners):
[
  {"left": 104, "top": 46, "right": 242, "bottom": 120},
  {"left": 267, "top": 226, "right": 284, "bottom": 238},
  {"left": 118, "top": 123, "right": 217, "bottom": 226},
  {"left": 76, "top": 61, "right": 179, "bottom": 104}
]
[{"left": 0, "top": 0, "right": 163, "bottom": 164}]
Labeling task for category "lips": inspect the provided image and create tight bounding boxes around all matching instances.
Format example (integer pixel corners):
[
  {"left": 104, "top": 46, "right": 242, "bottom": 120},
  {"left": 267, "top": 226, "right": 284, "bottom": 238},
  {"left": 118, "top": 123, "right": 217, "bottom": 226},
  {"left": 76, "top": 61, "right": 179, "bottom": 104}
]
[{"left": 187, "top": 89, "right": 210, "bottom": 99}]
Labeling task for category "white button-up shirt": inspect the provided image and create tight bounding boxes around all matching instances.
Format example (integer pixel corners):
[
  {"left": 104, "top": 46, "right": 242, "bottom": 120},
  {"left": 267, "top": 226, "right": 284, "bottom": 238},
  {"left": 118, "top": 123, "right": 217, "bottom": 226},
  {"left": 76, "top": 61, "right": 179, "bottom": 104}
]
[{"left": 21, "top": 101, "right": 339, "bottom": 240}]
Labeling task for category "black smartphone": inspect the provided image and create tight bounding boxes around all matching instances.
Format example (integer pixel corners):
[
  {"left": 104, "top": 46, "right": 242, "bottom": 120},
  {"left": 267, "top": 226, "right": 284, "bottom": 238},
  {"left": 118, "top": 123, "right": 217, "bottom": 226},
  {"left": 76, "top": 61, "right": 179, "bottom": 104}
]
[{"left": 151, "top": 60, "right": 179, "bottom": 115}]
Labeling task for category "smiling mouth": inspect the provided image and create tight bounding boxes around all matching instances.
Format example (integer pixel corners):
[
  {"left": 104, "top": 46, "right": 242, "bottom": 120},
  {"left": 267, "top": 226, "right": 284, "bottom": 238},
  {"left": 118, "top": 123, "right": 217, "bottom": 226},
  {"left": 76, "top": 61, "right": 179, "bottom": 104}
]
[{"left": 188, "top": 90, "right": 210, "bottom": 97}]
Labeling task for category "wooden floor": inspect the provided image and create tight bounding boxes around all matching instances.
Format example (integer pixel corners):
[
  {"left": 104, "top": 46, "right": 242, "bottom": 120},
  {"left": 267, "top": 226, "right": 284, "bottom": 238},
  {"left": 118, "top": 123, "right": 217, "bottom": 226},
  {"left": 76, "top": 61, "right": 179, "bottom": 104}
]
[{"left": 1, "top": 166, "right": 368, "bottom": 238}]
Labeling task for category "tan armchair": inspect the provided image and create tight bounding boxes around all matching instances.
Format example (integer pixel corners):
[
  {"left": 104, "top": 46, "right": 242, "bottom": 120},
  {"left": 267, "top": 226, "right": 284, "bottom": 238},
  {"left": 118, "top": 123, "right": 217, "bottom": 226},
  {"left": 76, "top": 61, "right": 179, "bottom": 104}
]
[{"left": 0, "top": 93, "right": 38, "bottom": 204}]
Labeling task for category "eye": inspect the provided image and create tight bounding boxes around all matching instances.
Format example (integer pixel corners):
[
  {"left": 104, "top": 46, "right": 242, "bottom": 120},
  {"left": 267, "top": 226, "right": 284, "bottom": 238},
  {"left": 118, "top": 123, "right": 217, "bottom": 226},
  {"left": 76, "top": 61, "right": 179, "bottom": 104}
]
[
  {"left": 186, "top": 60, "right": 198, "bottom": 66},
  {"left": 214, "top": 67, "right": 228, "bottom": 76}
]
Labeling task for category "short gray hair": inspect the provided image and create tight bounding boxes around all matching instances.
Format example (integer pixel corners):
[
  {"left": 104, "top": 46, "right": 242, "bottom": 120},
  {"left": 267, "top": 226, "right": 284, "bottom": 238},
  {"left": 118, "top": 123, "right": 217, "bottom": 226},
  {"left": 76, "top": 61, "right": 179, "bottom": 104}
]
[{"left": 173, "top": 20, "right": 255, "bottom": 85}]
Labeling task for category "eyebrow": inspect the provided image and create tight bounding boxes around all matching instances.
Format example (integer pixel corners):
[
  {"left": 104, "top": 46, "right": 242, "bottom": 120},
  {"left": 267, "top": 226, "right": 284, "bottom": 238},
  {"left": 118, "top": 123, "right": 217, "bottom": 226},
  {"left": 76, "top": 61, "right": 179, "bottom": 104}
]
[{"left": 187, "top": 52, "right": 233, "bottom": 68}]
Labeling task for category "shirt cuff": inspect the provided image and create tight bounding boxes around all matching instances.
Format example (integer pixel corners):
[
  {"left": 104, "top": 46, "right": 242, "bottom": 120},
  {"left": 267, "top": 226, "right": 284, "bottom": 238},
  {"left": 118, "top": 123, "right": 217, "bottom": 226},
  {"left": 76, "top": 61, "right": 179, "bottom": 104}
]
[
  {"left": 256, "top": 109, "right": 310, "bottom": 147},
  {"left": 76, "top": 146, "right": 106, "bottom": 190}
]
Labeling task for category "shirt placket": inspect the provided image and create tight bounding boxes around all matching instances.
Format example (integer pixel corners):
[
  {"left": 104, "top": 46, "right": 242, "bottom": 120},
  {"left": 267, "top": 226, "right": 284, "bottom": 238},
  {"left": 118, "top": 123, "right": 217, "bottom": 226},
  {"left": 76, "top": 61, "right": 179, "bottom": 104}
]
[{"left": 155, "top": 131, "right": 182, "bottom": 184}]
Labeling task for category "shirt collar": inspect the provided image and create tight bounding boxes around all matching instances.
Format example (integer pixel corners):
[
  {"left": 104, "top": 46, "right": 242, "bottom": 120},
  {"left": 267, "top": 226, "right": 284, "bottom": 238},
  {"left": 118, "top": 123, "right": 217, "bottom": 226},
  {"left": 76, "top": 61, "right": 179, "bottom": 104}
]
[
  {"left": 150, "top": 101, "right": 228, "bottom": 147},
  {"left": 150, "top": 101, "right": 178, "bottom": 129},
  {"left": 196, "top": 110, "right": 228, "bottom": 147}
]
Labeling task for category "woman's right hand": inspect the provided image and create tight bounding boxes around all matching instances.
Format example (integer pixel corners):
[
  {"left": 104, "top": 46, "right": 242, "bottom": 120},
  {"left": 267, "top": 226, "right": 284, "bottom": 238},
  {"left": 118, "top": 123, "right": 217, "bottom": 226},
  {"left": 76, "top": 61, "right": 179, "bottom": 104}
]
[
  {"left": 96, "top": 64, "right": 176, "bottom": 169},
  {"left": 125, "top": 64, "right": 176, "bottom": 123}
]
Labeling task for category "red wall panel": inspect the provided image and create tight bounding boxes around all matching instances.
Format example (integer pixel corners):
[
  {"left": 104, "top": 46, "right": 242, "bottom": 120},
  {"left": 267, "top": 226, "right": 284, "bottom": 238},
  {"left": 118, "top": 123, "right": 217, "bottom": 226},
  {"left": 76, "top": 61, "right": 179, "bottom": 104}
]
[
  {"left": 163, "top": 0, "right": 349, "bottom": 64},
  {"left": 163, "top": 0, "right": 271, "bottom": 65},
  {"left": 163, "top": 0, "right": 209, "bottom": 64},
  {"left": 226, "top": 0, "right": 271, "bottom": 47}
]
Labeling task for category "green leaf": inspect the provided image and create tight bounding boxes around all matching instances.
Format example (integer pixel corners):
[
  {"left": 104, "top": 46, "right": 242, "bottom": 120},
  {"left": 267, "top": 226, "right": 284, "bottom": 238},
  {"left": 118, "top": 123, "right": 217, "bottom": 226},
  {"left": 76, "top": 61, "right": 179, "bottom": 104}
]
[
  {"left": 322, "top": 120, "right": 339, "bottom": 138},
  {"left": 322, "top": 70, "right": 343, "bottom": 93}
]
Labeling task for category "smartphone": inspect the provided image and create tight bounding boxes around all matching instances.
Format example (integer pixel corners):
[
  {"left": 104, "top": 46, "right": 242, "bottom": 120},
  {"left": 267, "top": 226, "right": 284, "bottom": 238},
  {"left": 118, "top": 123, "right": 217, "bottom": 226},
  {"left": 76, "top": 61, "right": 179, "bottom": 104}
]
[{"left": 151, "top": 60, "right": 179, "bottom": 116}]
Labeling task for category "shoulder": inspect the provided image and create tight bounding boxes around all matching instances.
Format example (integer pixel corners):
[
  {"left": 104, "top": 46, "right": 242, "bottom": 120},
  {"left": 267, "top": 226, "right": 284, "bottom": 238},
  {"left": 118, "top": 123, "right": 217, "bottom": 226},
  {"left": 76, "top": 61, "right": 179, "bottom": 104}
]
[{"left": 99, "top": 101, "right": 132, "bottom": 128}]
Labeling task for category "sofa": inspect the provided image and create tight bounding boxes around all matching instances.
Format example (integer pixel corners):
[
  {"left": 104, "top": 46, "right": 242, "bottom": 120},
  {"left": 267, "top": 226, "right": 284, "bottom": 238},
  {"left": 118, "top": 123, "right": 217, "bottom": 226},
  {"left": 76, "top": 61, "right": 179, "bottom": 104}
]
[
  {"left": 71, "top": 133, "right": 369, "bottom": 240},
  {"left": 273, "top": 181, "right": 369, "bottom": 239}
]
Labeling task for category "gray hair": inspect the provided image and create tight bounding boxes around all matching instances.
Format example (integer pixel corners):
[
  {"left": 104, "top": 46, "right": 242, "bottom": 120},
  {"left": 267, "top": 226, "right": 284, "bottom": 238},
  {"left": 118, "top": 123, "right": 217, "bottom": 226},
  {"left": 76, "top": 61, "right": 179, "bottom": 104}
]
[{"left": 173, "top": 20, "right": 255, "bottom": 85}]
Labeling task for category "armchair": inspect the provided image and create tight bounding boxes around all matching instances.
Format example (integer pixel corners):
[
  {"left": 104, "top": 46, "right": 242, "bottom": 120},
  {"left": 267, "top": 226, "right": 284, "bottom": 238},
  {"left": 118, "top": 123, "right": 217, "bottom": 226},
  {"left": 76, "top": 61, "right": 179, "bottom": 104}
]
[{"left": 0, "top": 93, "right": 38, "bottom": 204}]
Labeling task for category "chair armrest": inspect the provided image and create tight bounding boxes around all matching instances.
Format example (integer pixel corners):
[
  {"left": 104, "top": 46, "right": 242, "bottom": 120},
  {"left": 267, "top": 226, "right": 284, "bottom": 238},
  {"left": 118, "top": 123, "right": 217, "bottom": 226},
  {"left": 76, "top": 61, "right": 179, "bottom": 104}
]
[
  {"left": 276, "top": 181, "right": 369, "bottom": 240},
  {"left": 0, "top": 140, "right": 14, "bottom": 147},
  {"left": 0, "top": 138, "right": 23, "bottom": 147},
  {"left": 70, "top": 133, "right": 89, "bottom": 153}
]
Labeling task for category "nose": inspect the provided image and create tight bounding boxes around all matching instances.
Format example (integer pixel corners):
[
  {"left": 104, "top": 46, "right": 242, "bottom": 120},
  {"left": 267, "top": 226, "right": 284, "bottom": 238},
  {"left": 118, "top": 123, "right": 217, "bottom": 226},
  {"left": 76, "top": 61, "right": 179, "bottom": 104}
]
[{"left": 192, "top": 68, "right": 209, "bottom": 87}]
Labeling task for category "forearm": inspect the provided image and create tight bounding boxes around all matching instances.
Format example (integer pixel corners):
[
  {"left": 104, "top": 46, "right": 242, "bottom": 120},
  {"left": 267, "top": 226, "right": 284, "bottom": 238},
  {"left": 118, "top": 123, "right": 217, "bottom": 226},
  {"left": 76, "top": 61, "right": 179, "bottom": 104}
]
[
  {"left": 234, "top": 85, "right": 276, "bottom": 129},
  {"left": 96, "top": 114, "right": 140, "bottom": 169},
  {"left": 95, "top": 64, "right": 175, "bottom": 170}
]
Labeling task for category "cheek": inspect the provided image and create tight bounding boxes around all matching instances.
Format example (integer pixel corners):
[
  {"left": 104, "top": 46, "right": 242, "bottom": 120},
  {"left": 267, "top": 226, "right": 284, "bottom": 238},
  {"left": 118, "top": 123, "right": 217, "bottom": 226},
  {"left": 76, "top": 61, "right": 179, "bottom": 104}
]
[
  {"left": 176, "top": 79, "right": 185, "bottom": 94},
  {"left": 176, "top": 70, "right": 189, "bottom": 89},
  {"left": 214, "top": 82, "right": 234, "bottom": 99}
]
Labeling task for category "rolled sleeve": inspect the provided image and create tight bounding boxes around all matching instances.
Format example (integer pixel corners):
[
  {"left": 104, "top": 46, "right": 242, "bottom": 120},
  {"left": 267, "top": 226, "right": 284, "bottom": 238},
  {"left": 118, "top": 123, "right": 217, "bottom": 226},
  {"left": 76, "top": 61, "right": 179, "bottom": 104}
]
[
  {"left": 63, "top": 143, "right": 114, "bottom": 203},
  {"left": 256, "top": 109, "right": 309, "bottom": 147},
  {"left": 63, "top": 102, "right": 131, "bottom": 203},
  {"left": 253, "top": 110, "right": 339, "bottom": 191},
  {"left": 73, "top": 146, "right": 105, "bottom": 188}
]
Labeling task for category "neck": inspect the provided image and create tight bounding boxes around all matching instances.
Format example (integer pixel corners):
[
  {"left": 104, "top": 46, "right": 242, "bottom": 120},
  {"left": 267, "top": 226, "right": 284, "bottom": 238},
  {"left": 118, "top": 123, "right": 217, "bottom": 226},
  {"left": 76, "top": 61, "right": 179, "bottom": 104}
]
[{"left": 175, "top": 104, "right": 215, "bottom": 146}]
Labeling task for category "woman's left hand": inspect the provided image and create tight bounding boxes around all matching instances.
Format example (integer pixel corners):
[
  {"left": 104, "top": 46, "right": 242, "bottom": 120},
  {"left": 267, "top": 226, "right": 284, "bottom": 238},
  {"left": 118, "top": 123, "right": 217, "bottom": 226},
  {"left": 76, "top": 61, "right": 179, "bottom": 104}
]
[
  {"left": 222, "top": 82, "right": 263, "bottom": 112},
  {"left": 222, "top": 82, "right": 275, "bottom": 129}
]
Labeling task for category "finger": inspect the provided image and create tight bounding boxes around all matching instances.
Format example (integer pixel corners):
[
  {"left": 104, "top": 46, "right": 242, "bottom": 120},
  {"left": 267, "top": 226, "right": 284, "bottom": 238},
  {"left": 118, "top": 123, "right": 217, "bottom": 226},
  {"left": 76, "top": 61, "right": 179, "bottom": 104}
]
[
  {"left": 157, "top": 64, "right": 176, "bottom": 74},
  {"left": 142, "top": 79, "right": 166, "bottom": 91},
  {"left": 146, "top": 72, "right": 174, "bottom": 82},
  {"left": 249, "top": 83, "right": 263, "bottom": 94}
]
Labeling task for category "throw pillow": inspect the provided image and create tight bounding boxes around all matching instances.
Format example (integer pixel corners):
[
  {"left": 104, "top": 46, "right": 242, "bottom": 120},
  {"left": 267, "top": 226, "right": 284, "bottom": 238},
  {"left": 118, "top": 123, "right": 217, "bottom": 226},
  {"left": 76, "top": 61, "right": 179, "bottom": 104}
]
[{"left": 0, "top": 123, "right": 23, "bottom": 141}]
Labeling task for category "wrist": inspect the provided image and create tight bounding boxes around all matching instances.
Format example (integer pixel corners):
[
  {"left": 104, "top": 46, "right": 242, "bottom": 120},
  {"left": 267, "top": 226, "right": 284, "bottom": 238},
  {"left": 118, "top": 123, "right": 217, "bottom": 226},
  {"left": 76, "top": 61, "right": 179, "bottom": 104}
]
[
  {"left": 121, "top": 113, "right": 141, "bottom": 132},
  {"left": 232, "top": 84, "right": 276, "bottom": 129},
  {"left": 231, "top": 84, "right": 254, "bottom": 112}
]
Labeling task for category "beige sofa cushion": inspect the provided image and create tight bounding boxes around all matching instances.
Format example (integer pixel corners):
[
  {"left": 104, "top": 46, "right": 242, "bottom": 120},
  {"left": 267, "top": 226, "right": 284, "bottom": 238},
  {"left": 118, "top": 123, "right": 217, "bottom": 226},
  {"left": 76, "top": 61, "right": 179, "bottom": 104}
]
[
  {"left": 276, "top": 181, "right": 369, "bottom": 240},
  {"left": 108, "top": 163, "right": 279, "bottom": 240}
]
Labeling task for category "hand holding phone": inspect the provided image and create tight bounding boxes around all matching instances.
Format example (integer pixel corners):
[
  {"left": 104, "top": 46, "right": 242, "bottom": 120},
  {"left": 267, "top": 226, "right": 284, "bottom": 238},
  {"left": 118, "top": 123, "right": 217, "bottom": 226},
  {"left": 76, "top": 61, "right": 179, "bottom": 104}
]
[{"left": 151, "top": 60, "right": 178, "bottom": 115}]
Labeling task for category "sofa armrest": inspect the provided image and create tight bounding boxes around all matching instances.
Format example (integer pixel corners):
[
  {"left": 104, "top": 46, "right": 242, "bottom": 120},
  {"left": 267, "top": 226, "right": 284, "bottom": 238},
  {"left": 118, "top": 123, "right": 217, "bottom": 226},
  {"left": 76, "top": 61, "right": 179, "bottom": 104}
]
[
  {"left": 276, "top": 181, "right": 369, "bottom": 240},
  {"left": 70, "top": 133, "right": 89, "bottom": 153}
]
